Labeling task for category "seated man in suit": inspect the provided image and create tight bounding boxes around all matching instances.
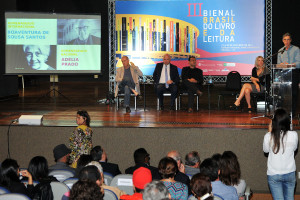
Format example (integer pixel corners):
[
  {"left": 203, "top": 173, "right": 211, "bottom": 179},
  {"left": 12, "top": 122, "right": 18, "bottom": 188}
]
[
  {"left": 49, "top": 144, "right": 75, "bottom": 173},
  {"left": 153, "top": 54, "right": 180, "bottom": 110},
  {"left": 181, "top": 56, "right": 203, "bottom": 112},
  {"left": 115, "top": 56, "right": 143, "bottom": 113},
  {"left": 90, "top": 145, "right": 121, "bottom": 177}
]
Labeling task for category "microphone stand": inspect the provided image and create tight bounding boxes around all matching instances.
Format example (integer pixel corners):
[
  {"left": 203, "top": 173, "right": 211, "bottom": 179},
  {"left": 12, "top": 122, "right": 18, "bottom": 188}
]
[{"left": 251, "top": 48, "right": 284, "bottom": 119}]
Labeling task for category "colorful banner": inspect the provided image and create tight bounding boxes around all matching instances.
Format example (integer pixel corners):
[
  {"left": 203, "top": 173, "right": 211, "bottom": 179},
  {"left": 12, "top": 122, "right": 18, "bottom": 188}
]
[{"left": 116, "top": 0, "right": 265, "bottom": 76}]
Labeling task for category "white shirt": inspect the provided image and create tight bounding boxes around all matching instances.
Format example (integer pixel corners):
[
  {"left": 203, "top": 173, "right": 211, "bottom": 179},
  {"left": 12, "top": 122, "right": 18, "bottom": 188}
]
[
  {"left": 263, "top": 130, "right": 298, "bottom": 175},
  {"left": 159, "top": 64, "right": 171, "bottom": 84}
]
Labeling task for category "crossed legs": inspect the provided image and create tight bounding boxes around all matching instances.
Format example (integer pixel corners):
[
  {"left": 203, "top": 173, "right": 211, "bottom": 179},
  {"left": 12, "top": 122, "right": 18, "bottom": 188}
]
[{"left": 234, "top": 83, "right": 253, "bottom": 108}]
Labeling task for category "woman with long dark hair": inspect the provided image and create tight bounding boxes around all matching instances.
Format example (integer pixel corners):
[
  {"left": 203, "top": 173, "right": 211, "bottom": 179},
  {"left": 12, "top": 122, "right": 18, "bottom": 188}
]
[
  {"left": 263, "top": 108, "right": 298, "bottom": 200},
  {"left": 69, "top": 110, "right": 93, "bottom": 168},
  {"left": 27, "top": 156, "right": 57, "bottom": 183},
  {"left": 219, "top": 151, "right": 246, "bottom": 197},
  {"left": 0, "top": 159, "right": 33, "bottom": 198}
]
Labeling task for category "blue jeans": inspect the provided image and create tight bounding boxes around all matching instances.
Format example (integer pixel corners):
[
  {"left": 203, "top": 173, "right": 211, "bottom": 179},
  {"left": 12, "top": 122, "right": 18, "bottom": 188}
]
[{"left": 267, "top": 171, "right": 296, "bottom": 200}]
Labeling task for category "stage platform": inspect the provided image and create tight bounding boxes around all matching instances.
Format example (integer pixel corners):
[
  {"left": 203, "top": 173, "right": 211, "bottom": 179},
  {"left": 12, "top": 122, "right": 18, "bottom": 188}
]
[
  {"left": 1, "top": 80, "right": 300, "bottom": 195},
  {"left": 0, "top": 81, "right": 299, "bottom": 129}
]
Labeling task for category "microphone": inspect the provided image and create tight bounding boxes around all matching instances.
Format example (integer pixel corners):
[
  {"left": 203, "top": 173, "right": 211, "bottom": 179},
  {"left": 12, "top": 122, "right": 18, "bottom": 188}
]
[{"left": 280, "top": 46, "right": 286, "bottom": 54}]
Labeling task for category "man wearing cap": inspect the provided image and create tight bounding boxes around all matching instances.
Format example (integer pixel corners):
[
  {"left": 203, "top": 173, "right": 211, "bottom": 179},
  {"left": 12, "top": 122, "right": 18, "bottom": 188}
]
[
  {"left": 120, "top": 167, "right": 152, "bottom": 200},
  {"left": 49, "top": 144, "right": 75, "bottom": 173}
]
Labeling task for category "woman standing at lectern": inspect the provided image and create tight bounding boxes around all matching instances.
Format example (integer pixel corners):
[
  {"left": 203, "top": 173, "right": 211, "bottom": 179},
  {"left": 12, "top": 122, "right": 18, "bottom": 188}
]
[
  {"left": 230, "top": 56, "right": 269, "bottom": 113},
  {"left": 69, "top": 110, "right": 93, "bottom": 168}
]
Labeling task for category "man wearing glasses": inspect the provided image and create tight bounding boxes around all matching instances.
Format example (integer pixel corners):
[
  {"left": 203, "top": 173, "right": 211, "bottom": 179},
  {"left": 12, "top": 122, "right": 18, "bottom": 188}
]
[
  {"left": 68, "top": 19, "right": 101, "bottom": 45},
  {"left": 277, "top": 33, "right": 300, "bottom": 116}
]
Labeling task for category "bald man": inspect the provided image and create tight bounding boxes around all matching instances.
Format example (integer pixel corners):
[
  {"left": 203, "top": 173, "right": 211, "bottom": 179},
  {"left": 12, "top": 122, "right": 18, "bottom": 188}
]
[{"left": 153, "top": 54, "right": 180, "bottom": 110}]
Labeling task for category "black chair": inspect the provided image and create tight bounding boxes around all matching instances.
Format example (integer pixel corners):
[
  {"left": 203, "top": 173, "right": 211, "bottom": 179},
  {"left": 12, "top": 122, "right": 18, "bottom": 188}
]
[
  {"left": 178, "top": 82, "right": 201, "bottom": 111},
  {"left": 250, "top": 74, "right": 271, "bottom": 113},
  {"left": 217, "top": 71, "right": 241, "bottom": 109}
]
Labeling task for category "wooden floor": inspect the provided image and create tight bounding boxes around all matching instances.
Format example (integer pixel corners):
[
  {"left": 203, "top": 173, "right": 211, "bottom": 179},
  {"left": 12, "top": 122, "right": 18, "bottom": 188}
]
[{"left": 0, "top": 80, "right": 299, "bottom": 129}]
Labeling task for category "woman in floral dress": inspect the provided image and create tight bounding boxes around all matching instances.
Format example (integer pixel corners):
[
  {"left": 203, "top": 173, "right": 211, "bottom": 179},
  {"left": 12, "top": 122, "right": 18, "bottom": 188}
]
[{"left": 69, "top": 110, "right": 93, "bottom": 168}]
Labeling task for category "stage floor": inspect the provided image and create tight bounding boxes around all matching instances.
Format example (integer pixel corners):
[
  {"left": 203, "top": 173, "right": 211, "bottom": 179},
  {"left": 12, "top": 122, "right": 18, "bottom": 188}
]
[{"left": 0, "top": 81, "right": 299, "bottom": 129}]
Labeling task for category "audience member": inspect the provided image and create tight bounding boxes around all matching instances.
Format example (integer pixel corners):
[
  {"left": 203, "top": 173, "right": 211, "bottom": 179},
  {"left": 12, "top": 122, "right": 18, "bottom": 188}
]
[
  {"left": 120, "top": 167, "right": 152, "bottom": 200},
  {"left": 0, "top": 158, "right": 33, "bottom": 198},
  {"left": 153, "top": 54, "right": 180, "bottom": 110},
  {"left": 115, "top": 56, "right": 143, "bottom": 113},
  {"left": 143, "top": 180, "right": 171, "bottom": 200},
  {"left": 185, "top": 151, "right": 201, "bottom": 177},
  {"left": 263, "top": 108, "right": 298, "bottom": 199},
  {"left": 125, "top": 148, "right": 157, "bottom": 176},
  {"left": 190, "top": 173, "right": 213, "bottom": 200},
  {"left": 158, "top": 157, "right": 188, "bottom": 200},
  {"left": 220, "top": 151, "right": 246, "bottom": 197},
  {"left": 62, "top": 165, "right": 103, "bottom": 200},
  {"left": 49, "top": 144, "right": 75, "bottom": 173},
  {"left": 86, "top": 161, "right": 126, "bottom": 199},
  {"left": 69, "top": 180, "right": 103, "bottom": 200},
  {"left": 165, "top": 151, "right": 190, "bottom": 190},
  {"left": 27, "top": 156, "right": 58, "bottom": 183},
  {"left": 74, "top": 154, "right": 93, "bottom": 178},
  {"left": 69, "top": 110, "right": 93, "bottom": 168},
  {"left": 200, "top": 158, "right": 238, "bottom": 200},
  {"left": 90, "top": 145, "right": 121, "bottom": 176}
]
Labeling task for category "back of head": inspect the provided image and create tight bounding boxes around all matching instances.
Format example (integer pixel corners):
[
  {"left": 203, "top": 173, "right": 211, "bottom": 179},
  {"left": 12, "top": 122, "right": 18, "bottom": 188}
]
[
  {"left": 86, "top": 161, "right": 103, "bottom": 174},
  {"left": 143, "top": 180, "right": 170, "bottom": 200},
  {"left": 0, "top": 159, "right": 20, "bottom": 187},
  {"left": 79, "top": 165, "right": 101, "bottom": 183},
  {"left": 167, "top": 150, "right": 181, "bottom": 162},
  {"left": 90, "top": 146, "right": 103, "bottom": 161},
  {"left": 190, "top": 173, "right": 213, "bottom": 200},
  {"left": 132, "top": 167, "right": 152, "bottom": 191},
  {"left": 53, "top": 144, "right": 71, "bottom": 162},
  {"left": 271, "top": 108, "right": 291, "bottom": 153},
  {"left": 185, "top": 151, "right": 201, "bottom": 166},
  {"left": 28, "top": 156, "right": 49, "bottom": 181},
  {"left": 220, "top": 151, "right": 240, "bottom": 186},
  {"left": 134, "top": 148, "right": 149, "bottom": 164},
  {"left": 75, "top": 154, "right": 93, "bottom": 178},
  {"left": 199, "top": 158, "right": 219, "bottom": 182},
  {"left": 69, "top": 180, "right": 103, "bottom": 200},
  {"left": 158, "top": 157, "right": 178, "bottom": 179}
]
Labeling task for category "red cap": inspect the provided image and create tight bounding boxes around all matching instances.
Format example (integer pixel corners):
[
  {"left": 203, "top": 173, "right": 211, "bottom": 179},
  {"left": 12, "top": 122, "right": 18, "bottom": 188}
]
[{"left": 132, "top": 167, "right": 152, "bottom": 189}]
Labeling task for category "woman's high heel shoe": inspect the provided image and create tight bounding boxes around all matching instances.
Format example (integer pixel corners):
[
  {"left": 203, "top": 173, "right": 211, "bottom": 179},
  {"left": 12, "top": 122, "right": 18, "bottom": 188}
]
[{"left": 229, "top": 104, "right": 240, "bottom": 110}]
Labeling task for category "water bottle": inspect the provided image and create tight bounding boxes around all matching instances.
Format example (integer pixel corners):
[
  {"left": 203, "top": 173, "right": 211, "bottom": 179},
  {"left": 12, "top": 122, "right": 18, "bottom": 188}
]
[{"left": 208, "top": 76, "right": 213, "bottom": 84}]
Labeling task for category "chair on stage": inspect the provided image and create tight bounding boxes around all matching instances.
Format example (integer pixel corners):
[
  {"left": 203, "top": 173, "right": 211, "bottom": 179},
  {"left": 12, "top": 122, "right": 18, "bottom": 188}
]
[
  {"left": 50, "top": 181, "right": 70, "bottom": 200},
  {"left": 63, "top": 177, "right": 78, "bottom": 189},
  {"left": 0, "top": 194, "right": 31, "bottom": 200},
  {"left": 157, "top": 93, "right": 178, "bottom": 110},
  {"left": 103, "top": 188, "right": 118, "bottom": 200},
  {"left": 178, "top": 83, "right": 200, "bottom": 111},
  {"left": 250, "top": 74, "right": 271, "bottom": 113},
  {"left": 218, "top": 71, "right": 241, "bottom": 110},
  {"left": 110, "top": 174, "right": 134, "bottom": 195},
  {"left": 116, "top": 93, "right": 137, "bottom": 111},
  {"left": 48, "top": 169, "right": 75, "bottom": 182}
]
